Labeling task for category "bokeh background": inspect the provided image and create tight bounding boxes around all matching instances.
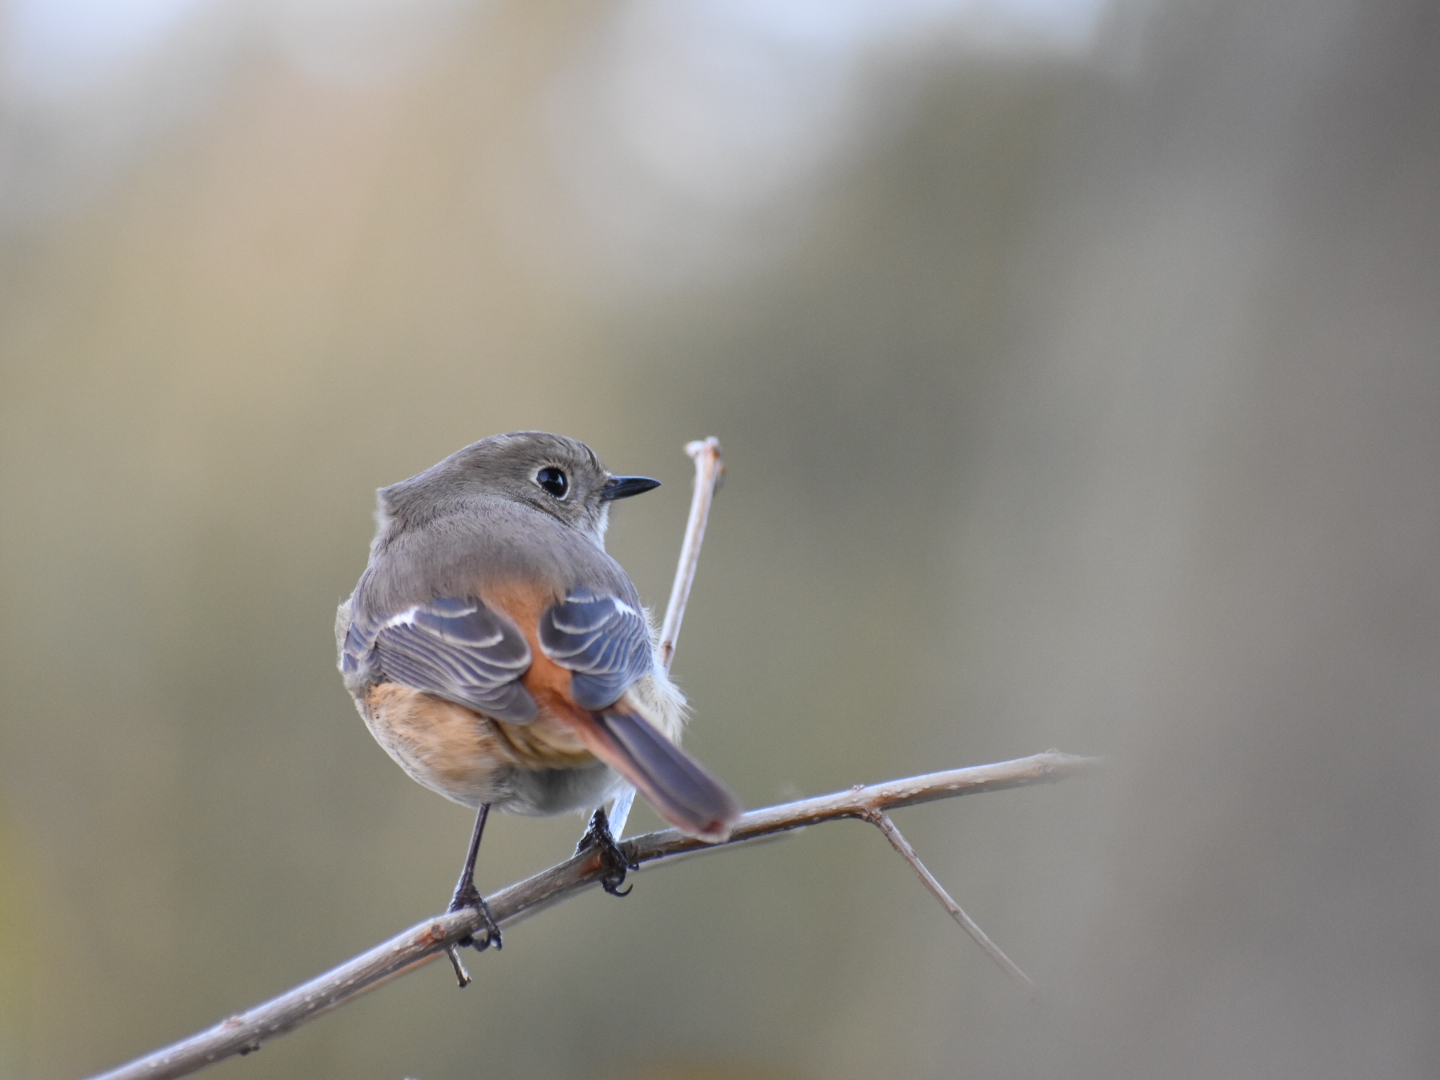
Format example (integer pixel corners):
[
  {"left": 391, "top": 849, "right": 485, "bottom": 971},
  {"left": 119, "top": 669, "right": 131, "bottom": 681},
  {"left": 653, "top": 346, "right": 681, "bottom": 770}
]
[{"left": 2, "top": 1, "right": 1438, "bottom": 1078}]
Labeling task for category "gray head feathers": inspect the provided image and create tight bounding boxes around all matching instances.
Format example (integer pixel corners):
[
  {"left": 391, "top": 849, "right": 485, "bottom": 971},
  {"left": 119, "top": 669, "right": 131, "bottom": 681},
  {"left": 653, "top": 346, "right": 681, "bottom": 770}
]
[{"left": 375, "top": 431, "right": 627, "bottom": 547}]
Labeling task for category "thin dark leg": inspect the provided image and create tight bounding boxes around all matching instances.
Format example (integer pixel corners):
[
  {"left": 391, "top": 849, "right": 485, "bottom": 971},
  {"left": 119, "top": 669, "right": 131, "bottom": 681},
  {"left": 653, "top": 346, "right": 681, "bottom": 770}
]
[
  {"left": 449, "top": 803, "right": 502, "bottom": 954},
  {"left": 575, "top": 806, "right": 638, "bottom": 897}
]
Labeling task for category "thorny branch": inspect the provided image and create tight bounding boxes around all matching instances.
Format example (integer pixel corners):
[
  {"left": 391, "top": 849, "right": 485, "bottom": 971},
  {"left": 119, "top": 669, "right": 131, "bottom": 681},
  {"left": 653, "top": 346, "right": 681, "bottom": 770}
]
[
  {"left": 87, "top": 752, "right": 1100, "bottom": 1080},
  {"left": 83, "top": 440, "right": 1102, "bottom": 1080}
]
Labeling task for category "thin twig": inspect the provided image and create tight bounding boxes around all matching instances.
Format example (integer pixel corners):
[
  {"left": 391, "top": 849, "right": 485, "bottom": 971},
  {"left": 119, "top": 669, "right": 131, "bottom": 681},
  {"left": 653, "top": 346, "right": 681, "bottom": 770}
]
[
  {"left": 610, "top": 436, "right": 723, "bottom": 839},
  {"left": 656, "top": 438, "right": 1029, "bottom": 997},
  {"left": 657, "top": 437, "right": 723, "bottom": 671},
  {"left": 443, "top": 946, "right": 471, "bottom": 988},
  {"left": 85, "top": 751, "right": 1100, "bottom": 1080},
  {"left": 870, "top": 812, "right": 1038, "bottom": 998}
]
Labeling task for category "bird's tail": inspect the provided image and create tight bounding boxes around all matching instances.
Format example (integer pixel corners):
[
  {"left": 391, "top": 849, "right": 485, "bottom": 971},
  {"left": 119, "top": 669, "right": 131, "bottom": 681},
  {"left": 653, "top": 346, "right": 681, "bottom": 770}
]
[{"left": 581, "top": 706, "right": 741, "bottom": 842}]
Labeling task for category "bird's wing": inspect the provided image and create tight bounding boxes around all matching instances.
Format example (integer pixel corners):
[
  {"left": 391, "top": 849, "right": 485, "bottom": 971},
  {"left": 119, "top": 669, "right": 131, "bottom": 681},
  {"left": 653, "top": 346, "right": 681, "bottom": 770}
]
[
  {"left": 537, "top": 587, "right": 654, "bottom": 710},
  {"left": 343, "top": 596, "right": 537, "bottom": 723},
  {"left": 539, "top": 586, "right": 741, "bottom": 841}
]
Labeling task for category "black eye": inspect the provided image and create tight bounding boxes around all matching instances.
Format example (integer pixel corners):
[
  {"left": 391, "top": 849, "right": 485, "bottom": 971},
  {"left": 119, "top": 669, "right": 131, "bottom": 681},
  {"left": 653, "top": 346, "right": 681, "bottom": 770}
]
[{"left": 536, "top": 466, "right": 568, "bottom": 498}]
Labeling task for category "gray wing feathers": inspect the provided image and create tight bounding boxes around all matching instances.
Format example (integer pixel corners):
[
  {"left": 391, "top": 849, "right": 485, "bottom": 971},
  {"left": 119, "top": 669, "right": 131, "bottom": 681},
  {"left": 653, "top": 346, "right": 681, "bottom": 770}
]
[
  {"left": 345, "top": 596, "right": 538, "bottom": 723},
  {"left": 538, "top": 587, "right": 654, "bottom": 710}
]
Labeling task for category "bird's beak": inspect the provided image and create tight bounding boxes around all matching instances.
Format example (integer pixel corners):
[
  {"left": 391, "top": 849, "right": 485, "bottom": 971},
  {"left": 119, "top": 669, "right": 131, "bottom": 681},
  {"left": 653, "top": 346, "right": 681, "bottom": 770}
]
[{"left": 600, "top": 475, "right": 662, "bottom": 500}]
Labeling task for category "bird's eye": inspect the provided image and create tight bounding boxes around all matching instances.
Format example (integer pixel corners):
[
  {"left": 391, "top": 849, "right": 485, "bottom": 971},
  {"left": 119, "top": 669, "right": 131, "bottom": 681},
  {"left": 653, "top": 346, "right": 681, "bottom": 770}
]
[{"left": 536, "top": 466, "right": 568, "bottom": 498}]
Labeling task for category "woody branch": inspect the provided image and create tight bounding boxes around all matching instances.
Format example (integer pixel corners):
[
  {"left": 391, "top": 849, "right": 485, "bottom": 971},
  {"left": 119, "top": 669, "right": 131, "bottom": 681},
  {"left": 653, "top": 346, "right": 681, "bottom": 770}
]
[
  {"left": 88, "top": 752, "right": 1099, "bottom": 1080},
  {"left": 84, "top": 440, "right": 1101, "bottom": 1080}
]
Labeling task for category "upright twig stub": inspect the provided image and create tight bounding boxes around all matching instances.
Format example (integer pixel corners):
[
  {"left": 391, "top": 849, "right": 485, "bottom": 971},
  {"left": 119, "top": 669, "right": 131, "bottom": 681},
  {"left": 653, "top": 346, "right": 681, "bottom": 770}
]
[
  {"left": 658, "top": 437, "right": 723, "bottom": 672},
  {"left": 606, "top": 437, "right": 725, "bottom": 842}
]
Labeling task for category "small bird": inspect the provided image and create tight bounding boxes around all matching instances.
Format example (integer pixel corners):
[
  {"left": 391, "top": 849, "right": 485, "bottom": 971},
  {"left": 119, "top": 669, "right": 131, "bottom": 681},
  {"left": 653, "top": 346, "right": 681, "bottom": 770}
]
[{"left": 337, "top": 431, "right": 741, "bottom": 948}]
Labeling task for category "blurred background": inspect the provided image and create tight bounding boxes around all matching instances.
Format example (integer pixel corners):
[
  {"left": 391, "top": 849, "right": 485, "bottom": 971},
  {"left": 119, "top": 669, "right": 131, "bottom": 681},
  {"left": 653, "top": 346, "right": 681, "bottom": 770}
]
[{"left": 1, "top": 0, "right": 1437, "bottom": 1078}]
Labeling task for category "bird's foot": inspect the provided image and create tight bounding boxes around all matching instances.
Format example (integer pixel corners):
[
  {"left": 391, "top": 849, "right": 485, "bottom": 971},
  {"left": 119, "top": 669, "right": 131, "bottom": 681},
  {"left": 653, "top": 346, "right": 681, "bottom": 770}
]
[
  {"left": 575, "top": 807, "right": 637, "bottom": 897},
  {"left": 448, "top": 878, "right": 502, "bottom": 953}
]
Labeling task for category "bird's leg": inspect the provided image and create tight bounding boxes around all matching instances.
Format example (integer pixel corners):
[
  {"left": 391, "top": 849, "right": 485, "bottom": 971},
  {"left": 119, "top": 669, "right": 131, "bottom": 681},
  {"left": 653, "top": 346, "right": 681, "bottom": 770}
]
[
  {"left": 449, "top": 803, "right": 502, "bottom": 953},
  {"left": 575, "top": 801, "right": 638, "bottom": 897}
]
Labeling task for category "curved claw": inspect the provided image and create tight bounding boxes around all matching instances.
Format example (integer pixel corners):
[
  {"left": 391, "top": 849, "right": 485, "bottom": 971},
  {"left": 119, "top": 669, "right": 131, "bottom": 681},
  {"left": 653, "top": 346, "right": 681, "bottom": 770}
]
[
  {"left": 449, "top": 879, "right": 503, "bottom": 953},
  {"left": 576, "top": 807, "right": 639, "bottom": 898}
]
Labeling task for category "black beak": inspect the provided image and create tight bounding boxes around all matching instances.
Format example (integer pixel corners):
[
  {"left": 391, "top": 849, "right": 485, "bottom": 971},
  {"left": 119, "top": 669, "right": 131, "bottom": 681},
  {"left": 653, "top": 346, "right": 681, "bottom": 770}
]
[{"left": 600, "top": 475, "right": 662, "bottom": 501}]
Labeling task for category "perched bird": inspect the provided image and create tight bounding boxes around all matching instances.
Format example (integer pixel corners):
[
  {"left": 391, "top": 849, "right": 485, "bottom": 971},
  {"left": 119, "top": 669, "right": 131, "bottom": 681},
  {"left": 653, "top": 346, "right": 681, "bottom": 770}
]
[{"left": 337, "top": 431, "right": 740, "bottom": 947}]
